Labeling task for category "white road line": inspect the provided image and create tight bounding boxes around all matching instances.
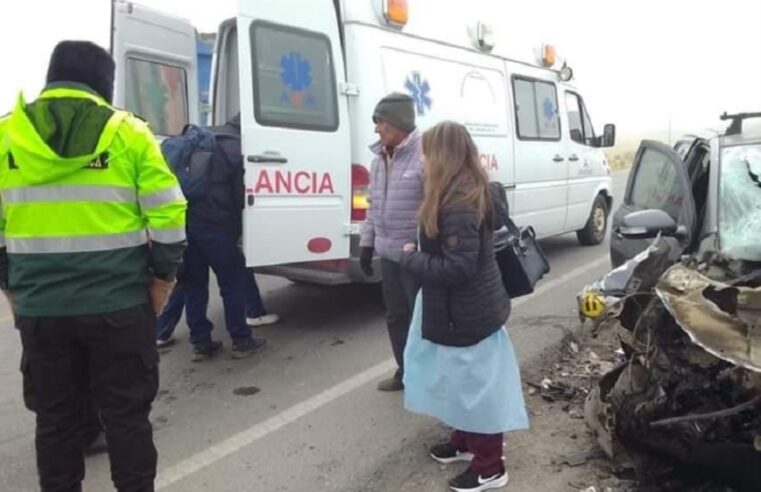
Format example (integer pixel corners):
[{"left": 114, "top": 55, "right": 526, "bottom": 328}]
[{"left": 155, "top": 254, "right": 611, "bottom": 489}]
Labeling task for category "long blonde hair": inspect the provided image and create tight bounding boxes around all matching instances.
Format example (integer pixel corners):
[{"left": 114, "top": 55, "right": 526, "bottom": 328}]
[{"left": 419, "top": 121, "right": 491, "bottom": 238}]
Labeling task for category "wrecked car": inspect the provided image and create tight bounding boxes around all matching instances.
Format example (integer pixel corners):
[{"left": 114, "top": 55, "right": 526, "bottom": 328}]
[{"left": 582, "top": 113, "right": 761, "bottom": 491}]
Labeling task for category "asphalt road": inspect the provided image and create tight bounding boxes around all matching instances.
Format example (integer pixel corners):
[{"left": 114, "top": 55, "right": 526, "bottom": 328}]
[{"left": 0, "top": 172, "right": 628, "bottom": 492}]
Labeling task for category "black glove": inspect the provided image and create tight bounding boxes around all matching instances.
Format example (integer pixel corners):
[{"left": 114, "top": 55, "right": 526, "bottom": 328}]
[{"left": 359, "top": 247, "right": 374, "bottom": 277}]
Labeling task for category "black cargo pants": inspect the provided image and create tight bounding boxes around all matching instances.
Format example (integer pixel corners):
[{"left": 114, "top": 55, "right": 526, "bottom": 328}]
[
  {"left": 380, "top": 259, "right": 420, "bottom": 378},
  {"left": 18, "top": 304, "right": 159, "bottom": 492}
]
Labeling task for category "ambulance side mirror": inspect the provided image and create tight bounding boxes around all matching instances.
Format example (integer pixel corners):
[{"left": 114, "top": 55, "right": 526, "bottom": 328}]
[{"left": 598, "top": 124, "right": 616, "bottom": 148}]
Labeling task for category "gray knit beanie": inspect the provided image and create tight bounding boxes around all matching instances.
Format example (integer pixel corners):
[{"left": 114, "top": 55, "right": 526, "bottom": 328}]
[{"left": 372, "top": 92, "right": 416, "bottom": 133}]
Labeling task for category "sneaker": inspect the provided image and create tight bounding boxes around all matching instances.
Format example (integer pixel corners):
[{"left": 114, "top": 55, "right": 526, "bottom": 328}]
[
  {"left": 246, "top": 313, "right": 280, "bottom": 327},
  {"left": 430, "top": 442, "right": 474, "bottom": 464},
  {"left": 157, "top": 336, "right": 175, "bottom": 348},
  {"left": 192, "top": 340, "right": 223, "bottom": 362},
  {"left": 449, "top": 469, "right": 509, "bottom": 492},
  {"left": 231, "top": 338, "right": 268, "bottom": 359}
]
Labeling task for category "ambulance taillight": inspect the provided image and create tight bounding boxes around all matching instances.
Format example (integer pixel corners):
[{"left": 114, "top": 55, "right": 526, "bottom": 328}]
[{"left": 351, "top": 164, "right": 370, "bottom": 222}]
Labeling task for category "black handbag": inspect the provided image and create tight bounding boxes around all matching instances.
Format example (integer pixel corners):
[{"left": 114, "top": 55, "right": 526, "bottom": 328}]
[{"left": 489, "top": 182, "right": 550, "bottom": 298}]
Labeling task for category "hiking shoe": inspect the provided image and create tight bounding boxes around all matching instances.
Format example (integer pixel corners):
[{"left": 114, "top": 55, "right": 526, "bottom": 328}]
[
  {"left": 231, "top": 338, "right": 268, "bottom": 359},
  {"left": 377, "top": 375, "right": 404, "bottom": 392},
  {"left": 430, "top": 442, "right": 474, "bottom": 464},
  {"left": 192, "top": 340, "right": 223, "bottom": 362},
  {"left": 157, "top": 336, "right": 175, "bottom": 348},
  {"left": 246, "top": 314, "right": 280, "bottom": 327},
  {"left": 449, "top": 469, "right": 508, "bottom": 492}
]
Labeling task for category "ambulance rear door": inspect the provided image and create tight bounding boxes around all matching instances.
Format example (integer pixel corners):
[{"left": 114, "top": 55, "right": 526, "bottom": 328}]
[
  {"left": 236, "top": 0, "right": 352, "bottom": 267},
  {"left": 111, "top": 0, "right": 199, "bottom": 136}
]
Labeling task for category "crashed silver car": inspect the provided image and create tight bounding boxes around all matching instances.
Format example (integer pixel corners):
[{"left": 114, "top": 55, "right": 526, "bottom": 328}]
[{"left": 582, "top": 113, "right": 761, "bottom": 491}]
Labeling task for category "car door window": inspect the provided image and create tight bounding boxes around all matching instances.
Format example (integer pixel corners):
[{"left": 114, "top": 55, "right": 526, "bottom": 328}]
[
  {"left": 566, "top": 92, "right": 583, "bottom": 143},
  {"left": 581, "top": 103, "right": 595, "bottom": 145},
  {"left": 565, "top": 91, "right": 595, "bottom": 146},
  {"left": 628, "top": 147, "right": 686, "bottom": 219}
]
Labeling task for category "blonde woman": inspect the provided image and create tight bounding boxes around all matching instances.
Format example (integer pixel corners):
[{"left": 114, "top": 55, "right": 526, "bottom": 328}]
[{"left": 400, "top": 121, "right": 528, "bottom": 491}]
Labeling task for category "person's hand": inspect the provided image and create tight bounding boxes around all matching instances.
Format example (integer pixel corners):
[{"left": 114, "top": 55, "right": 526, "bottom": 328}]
[
  {"left": 359, "top": 247, "right": 374, "bottom": 276},
  {"left": 403, "top": 243, "right": 417, "bottom": 253},
  {"left": 149, "top": 277, "right": 176, "bottom": 315}
]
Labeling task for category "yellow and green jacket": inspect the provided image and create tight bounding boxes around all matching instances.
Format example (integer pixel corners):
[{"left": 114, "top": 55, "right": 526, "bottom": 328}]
[{"left": 0, "top": 83, "right": 187, "bottom": 316}]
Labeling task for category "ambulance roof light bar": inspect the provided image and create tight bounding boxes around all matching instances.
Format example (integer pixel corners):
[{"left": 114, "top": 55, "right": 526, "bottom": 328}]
[
  {"left": 381, "top": 0, "right": 408, "bottom": 29},
  {"left": 471, "top": 21, "right": 495, "bottom": 52},
  {"left": 536, "top": 43, "right": 574, "bottom": 82}
]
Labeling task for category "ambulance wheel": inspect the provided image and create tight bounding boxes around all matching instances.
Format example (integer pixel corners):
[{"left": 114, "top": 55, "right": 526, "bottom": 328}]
[{"left": 577, "top": 194, "right": 608, "bottom": 246}]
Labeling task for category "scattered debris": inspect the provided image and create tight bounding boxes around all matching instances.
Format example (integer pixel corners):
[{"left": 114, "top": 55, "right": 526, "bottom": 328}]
[
  {"left": 527, "top": 379, "right": 579, "bottom": 403},
  {"left": 554, "top": 449, "right": 605, "bottom": 467},
  {"left": 233, "top": 386, "right": 261, "bottom": 397}
]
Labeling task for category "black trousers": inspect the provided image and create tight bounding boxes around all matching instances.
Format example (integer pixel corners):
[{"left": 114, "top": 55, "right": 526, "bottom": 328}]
[
  {"left": 18, "top": 304, "right": 159, "bottom": 492},
  {"left": 380, "top": 259, "right": 420, "bottom": 376}
]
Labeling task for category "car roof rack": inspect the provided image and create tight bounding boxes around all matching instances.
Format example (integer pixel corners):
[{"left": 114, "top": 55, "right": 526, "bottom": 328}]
[{"left": 720, "top": 112, "right": 761, "bottom": 136}]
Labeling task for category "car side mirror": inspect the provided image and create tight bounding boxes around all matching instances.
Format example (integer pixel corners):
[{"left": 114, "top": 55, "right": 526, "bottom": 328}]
[
  {"left": 599, "top": 124, "right": 616, "bottom": 148},
  {"left": 619, "top": 209, "right": 683, "bottom": 239}
]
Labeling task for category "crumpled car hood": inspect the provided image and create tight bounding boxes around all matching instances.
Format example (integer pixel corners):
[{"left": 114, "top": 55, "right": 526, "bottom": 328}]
[{"left": 656, "top": 263, "right": 761, "bottom": 372}]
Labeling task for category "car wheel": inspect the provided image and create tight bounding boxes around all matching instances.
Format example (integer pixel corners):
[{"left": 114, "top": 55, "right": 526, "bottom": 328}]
[{"left": 577, "top": 194, "right": 608, "bottom": 246}]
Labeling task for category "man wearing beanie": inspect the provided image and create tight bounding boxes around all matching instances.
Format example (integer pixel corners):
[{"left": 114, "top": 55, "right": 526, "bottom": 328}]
[
  {"left": 0, "top": 41, "right": 186, "bottom": 491},
  {"left": 360, "top": 92, "right": 423, "bottom": 391}
]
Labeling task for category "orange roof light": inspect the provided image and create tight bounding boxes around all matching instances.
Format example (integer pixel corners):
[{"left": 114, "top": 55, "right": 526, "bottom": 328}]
[
  {"left": 542, "top": 44, "right": 557, "bottom": 67},
  {"left": 384, "top": 0, "right": 408, "bottom": 28}
]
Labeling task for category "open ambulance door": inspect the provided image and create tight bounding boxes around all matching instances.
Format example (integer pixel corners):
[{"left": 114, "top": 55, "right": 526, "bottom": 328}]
[
  {"left": 235, "top": 0, "right": 352, "bottom": 267},
  {"left": 111, "top": 0, "right": 199, "bottom": 136}
]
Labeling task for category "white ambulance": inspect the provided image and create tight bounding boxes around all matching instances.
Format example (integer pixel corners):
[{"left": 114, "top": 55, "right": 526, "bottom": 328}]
[{"left": 112, "top": 0, "right": 616, "bottom": 285}]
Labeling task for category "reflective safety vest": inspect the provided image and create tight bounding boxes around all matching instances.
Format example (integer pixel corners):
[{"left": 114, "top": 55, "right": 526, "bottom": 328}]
[{"left": 0, "top": 86, "right": 187, "bottom": 316}]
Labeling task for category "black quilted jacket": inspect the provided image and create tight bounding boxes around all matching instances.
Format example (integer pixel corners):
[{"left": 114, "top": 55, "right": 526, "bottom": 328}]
[{"left": 399, "top": 205, "right": 511, "bottom": 347}]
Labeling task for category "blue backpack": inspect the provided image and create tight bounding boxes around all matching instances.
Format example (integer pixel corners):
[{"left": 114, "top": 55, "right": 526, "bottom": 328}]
[{"left": 160, "top": 125, "right": 217, "bottom": 203}]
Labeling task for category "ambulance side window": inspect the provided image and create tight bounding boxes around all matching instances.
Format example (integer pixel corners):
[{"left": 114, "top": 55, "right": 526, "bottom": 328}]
[
  {"left": 124, "top": 58, "right": 189, "bottom": 136},
  {"left": 512, "top": 77, "right": 560, "bottom": 141},
  {"left": 250, "top": 21, "right": 338, "bottom": 132},
  {"left": 566, "top": 92, "right": 596, "bottom": 146}
]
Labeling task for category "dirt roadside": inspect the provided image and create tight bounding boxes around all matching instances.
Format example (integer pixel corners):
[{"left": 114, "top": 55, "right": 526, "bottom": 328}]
[{"left": 357, "top": 319, "right": 633, "bottom": 492}]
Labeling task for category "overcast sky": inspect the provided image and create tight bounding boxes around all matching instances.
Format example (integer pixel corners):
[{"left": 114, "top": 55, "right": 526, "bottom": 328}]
[{"left": 1, "top": 0, "right": 759, "bottom": 138}]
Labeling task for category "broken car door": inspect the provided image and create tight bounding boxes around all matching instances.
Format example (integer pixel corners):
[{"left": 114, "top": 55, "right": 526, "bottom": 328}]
[{"left": 610, "top": 140, "right": 697, "bottom": 266}]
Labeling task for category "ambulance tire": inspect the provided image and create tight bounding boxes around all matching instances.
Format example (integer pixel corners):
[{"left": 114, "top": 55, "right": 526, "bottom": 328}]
[{"left": 577, "top": 194, "right": 608, "bottom": 246}]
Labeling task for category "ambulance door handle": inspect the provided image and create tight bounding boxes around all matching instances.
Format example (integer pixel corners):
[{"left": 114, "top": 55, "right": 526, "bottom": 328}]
[
  {"left": 568, "top": 154, "right": 580, "bottom": 162},
  {"left": 553, "top": 154, "right": 565, "bottom": 162},
  {"left": 248, "top": 154, "right": 288, "bottom": 164}
]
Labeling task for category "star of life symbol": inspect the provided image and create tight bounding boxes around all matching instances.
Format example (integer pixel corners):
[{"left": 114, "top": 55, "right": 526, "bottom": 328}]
[{"left": 405, "top": 72, "right": 432, "bottom": 115}]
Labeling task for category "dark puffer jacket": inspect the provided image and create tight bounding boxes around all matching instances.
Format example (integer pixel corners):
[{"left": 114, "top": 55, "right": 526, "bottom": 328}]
[{"left": 400, "top": 205, "right": 510, "bottom": 347}]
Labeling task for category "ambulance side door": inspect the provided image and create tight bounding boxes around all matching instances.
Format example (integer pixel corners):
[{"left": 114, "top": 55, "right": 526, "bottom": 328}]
[
  {"left": 237, "top": 0, "right": 352, "bottom": 267},
  {"left": 111, "top": 0, "right": 199, "bottom": 136}
]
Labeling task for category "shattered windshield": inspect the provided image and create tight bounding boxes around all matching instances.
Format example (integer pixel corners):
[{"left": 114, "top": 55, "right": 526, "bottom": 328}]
[{"left": 719, "top": 144, "right": 761, "bottom": 261}]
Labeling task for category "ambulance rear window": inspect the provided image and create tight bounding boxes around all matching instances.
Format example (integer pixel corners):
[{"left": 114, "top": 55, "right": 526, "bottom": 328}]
[
  {"left": 124, "top": 58, "right": 189, "bottom": 136},
  {"left": 250, "top": 21, "right": 339, "bottom": 132}
]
